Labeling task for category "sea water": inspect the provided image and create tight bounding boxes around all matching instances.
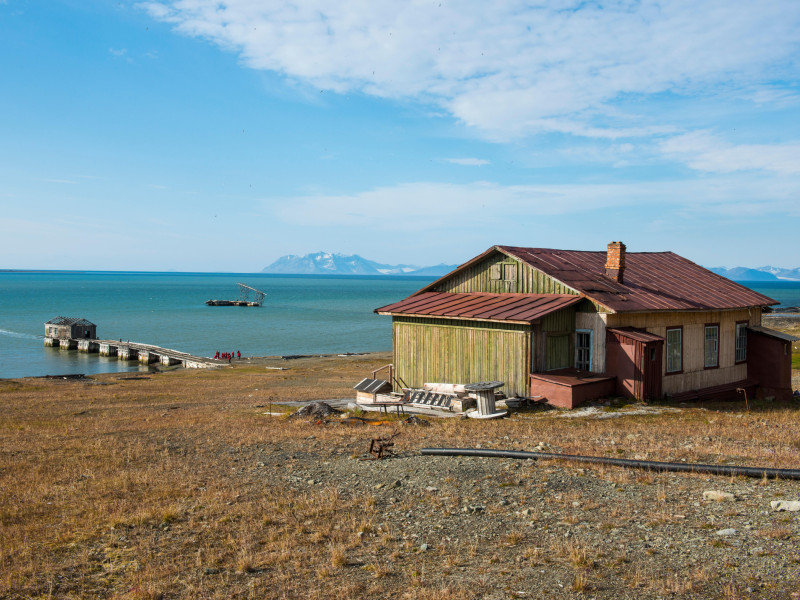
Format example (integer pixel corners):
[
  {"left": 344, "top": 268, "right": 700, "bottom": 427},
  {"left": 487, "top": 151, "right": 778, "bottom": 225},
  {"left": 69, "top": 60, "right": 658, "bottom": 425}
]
[
  {"left": 0, "top": 272, "right": 433, "bottom": 379},
  {"left": 1, "top": 272, "right": 797, "bottom": 379}
]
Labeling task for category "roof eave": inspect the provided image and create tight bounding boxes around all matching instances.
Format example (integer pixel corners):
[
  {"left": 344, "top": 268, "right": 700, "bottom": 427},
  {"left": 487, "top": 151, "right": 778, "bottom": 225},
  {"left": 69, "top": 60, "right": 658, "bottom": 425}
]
[
  {"left": 496, "top": 246, "right": 588, "bottom": 299},
  {"left": 375, "top": 310, "right": 534, "bottom": 325},
  {"left": 609, "top": 303, "right": 775, "bottom": 315}
]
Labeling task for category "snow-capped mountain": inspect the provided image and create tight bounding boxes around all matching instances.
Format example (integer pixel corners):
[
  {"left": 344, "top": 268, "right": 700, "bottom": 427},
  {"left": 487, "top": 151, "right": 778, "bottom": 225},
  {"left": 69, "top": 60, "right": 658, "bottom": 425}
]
[
  {"left": 709, "top": 266, "right": 800, "bottom": 281},
  {"left": 261, "top": 252, "right": 456, "bottom": 276},
  {"left": 756, "top": 266, "right": 800, "bottom": 281}
]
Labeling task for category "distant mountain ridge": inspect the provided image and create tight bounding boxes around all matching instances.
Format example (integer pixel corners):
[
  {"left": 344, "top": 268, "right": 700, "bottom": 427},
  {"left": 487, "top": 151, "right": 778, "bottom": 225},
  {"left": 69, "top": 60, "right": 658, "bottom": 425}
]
[
  {"left": 709, "top": 265, "right": 800, "bottom": 281},
  {"left": 262, "top": 253, "right": 799, "bottom": 280},
  {"left": 262, "top": 252, "right": 457, "bottom": 276}
]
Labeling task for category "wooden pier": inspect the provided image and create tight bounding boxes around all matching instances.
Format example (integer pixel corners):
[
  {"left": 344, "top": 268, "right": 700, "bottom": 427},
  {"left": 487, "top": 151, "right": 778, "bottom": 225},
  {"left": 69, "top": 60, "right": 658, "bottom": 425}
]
[{"left": 44, "top": 337, "right": 220, "bottom": 369}]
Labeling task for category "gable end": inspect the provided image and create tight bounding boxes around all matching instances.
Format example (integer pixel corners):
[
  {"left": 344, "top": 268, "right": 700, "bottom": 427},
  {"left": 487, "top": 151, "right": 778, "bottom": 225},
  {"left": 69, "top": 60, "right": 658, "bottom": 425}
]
[{"left": 426, "top": 248, "right": 581, "bottom": 296}]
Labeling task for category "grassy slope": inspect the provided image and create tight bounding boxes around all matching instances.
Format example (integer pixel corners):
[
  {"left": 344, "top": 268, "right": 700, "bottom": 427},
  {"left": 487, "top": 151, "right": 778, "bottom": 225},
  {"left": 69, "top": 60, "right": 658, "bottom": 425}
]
[{"left": 1, "top": 331, "right": 799, "bottom": 599}]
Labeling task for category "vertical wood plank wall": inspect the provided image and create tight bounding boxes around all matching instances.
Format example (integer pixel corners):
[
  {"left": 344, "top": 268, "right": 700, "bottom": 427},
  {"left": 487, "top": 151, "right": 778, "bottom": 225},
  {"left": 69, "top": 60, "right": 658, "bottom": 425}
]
[
  {"left": 576, "top": 311, "right": 606, "bottom": 373},
  {"left": 432, "top": 252, "right": 579, "bottom": 295},
  {"left": 606, "top": 309, "right": 760, "bottom": 394},
  {"left": 540, "top": 306, "right": 576, "bottom": 371},
  {"left": 392, "top": 317, "right": 531, "bottom": 397}
]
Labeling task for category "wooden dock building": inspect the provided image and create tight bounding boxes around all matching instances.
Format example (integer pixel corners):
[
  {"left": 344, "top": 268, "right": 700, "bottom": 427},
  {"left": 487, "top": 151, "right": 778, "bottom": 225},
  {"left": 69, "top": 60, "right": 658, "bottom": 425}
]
[
  {"left": 44, "top": 317, "right": 218, "bottom": 369},
  {"left": 44, "top": 317, "right": 97, "bottom": 344},
  {"left": 376, "top": 242, "right": 796, "bottom": 408}
]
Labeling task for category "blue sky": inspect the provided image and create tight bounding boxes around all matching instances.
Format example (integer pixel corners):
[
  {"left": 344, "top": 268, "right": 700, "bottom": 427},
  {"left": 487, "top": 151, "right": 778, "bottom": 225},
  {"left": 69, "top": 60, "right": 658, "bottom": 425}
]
[{"left": 1, "top": 0, "right": 799, "bottom": 272}]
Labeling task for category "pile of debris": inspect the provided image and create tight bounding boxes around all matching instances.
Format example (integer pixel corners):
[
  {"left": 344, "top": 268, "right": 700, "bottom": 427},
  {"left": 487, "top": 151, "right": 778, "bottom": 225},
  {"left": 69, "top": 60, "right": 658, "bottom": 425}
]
[{"left": 289, "top": 402, "right": 342, "bottom": 419}]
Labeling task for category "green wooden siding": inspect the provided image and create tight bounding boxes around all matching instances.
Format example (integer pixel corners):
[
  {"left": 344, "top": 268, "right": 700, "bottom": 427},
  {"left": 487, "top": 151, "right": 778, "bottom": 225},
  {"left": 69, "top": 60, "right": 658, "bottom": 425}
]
[
  {"left": 432, "top": 251, "right": 578, "bottom": 295},
  {"left": 542, "top": 306, "right": 576, "bottom": 333},
  {"left": 392, "top": 317, "right": 531, "bottom": 397},
  {"left": 529, "top": 306, "right": 576, "bottom": 372},
  {"left": 546, "top": 335, "right": 571, "bottom": 370}
]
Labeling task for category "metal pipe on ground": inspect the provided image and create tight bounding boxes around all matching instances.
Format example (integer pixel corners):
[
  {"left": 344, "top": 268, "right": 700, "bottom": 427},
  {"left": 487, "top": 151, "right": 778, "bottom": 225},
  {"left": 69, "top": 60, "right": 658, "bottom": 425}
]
[{"left": 420, "top": 448, "right": 800, "bottom": 480}]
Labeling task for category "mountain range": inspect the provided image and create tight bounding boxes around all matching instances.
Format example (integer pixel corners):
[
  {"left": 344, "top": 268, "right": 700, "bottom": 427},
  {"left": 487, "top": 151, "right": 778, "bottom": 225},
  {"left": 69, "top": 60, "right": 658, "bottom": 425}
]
[
  {"left": 262, "top": 252, "right": 799, "bottom": 281},
  {"left": 261, "top": 252, "right": 457, "bottom": 276},
  {"left": 709, "top": 266, "right": 800, "bottom": 281}
]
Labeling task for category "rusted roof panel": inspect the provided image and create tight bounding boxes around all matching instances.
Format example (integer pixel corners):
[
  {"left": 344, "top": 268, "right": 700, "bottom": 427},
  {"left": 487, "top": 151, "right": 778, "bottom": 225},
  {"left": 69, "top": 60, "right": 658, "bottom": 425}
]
[
  {"left": 45, "top": 316, "right": 96, "bottom": 326},
  {"left": 607, "top": 327, "right": 665, "bottom": 344},
  {"left": 748, "top": 325, "right": 800, "bottom": 342},
  {"left": 375, "top": 292, "right": 582, "bottom": 323},
  {"left": 497, "top": 246, "right": 777, "bottom": 312}
]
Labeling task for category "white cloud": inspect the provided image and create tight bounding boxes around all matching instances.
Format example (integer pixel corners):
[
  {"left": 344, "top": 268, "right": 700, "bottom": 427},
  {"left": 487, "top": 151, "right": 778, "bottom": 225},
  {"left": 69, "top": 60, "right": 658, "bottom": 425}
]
[
  {"left": 108, "top": 47, "right": 128, "bottom": 57},
  {"left": 661, "top": 131, "right": 800, "bottom": 175},
  {"left": 444, "top": 158, "right": 489, "bottom": 166},
  {"left": 270, "top": 175, "right": 800, "bottom": 233},
  {"left": 139, "top": 1, "right": 800, "bottom": 140}
]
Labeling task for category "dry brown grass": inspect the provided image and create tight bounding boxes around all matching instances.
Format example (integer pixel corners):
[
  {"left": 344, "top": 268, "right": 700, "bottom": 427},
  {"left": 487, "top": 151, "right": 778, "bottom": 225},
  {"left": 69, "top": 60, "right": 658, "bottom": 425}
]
[{"left": 1, "top": 348, "right": 799, "bottom": 598}]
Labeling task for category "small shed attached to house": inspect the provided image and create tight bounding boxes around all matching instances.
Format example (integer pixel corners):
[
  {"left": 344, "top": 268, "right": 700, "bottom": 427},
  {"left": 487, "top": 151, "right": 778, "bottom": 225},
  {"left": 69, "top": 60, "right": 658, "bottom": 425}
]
[{"left": 45, "top": 317, "right": 97, "bottom": 340}]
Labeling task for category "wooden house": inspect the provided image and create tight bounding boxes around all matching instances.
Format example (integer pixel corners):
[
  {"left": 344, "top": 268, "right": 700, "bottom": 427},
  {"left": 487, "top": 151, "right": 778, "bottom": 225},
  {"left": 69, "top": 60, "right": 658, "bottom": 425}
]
[
  {"left": 375, "top": 243, "right": 795, "bottom": 408},
  {"left": 45, "top": 317, "right": 97, "bottom": 340}
]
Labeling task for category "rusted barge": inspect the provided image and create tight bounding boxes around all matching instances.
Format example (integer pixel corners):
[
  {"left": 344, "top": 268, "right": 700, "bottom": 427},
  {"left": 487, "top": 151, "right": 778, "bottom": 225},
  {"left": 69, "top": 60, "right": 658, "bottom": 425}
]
[{"left": 205, "top": 283, "right": 266, "bottom": 307}]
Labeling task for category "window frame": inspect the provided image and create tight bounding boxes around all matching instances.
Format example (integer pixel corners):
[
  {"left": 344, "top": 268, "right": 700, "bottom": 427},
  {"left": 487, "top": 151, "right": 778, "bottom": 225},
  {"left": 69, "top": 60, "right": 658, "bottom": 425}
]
[
  {"left": 735, "top": 321, "right": 748, "bottom": 364},
  {"left": 665, "top": 326, "right": 683, "bottom": 375},
  {"left": 502, "top": 263, "right": 517, "bottom": 282},
  {"left": 703, "top": 323, "right": 720, "bottom": 369},
  {"left": 574, "top": 329, "right": 592, "bottom": 371}
]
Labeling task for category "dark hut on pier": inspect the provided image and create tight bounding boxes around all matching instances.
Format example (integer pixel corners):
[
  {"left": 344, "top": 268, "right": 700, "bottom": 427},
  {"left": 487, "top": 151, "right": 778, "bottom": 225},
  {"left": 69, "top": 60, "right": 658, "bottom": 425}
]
[{"left": 45, "top": 317, "right": 97, "bottom": 340}]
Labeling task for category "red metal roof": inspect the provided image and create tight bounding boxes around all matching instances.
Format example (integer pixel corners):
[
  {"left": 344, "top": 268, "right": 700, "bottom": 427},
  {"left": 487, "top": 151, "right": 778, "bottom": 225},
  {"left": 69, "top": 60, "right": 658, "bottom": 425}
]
[
  {"left": 607, "top": 327, "right": 665, "bottom": 343},
  {"left": 493, "top": 246, "right": 777, "bottom": 312},
  {"left": 375, "top": 292, "right": 583, "bottom": 323}
]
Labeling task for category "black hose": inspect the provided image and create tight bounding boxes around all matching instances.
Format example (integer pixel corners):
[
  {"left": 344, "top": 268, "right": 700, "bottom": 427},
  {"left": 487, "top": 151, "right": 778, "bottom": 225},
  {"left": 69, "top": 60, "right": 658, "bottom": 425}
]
[{"left": 420, "top": 447, "right": 800, "bottom": 480}]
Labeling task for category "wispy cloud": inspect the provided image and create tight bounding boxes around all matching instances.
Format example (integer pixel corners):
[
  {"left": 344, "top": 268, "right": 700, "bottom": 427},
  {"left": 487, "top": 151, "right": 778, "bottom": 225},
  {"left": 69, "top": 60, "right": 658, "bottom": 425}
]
[
  {"left": 42, "top": 178, "right": 76, "bottom": 184},
  {"left": 444, "top": 158, "right": 489, "bottom": 166},
  {"left": 271, "top": 175, "right": 800, "bottom": 232},
  {"left": 660, "top": 131, "right": 800, "bottom": 175},
  {"left": 108, "top": 47, "right": 128, "bottom": 57},
  {"left": 139, "top": 1, "right": 800, "bottom": 140}
]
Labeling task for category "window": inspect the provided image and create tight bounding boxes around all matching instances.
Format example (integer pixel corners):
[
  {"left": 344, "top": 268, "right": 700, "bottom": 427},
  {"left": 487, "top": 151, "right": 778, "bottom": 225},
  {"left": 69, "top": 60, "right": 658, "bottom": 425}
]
[
  {"left": 575, "top": 330, "right": 591, "bottom": 370},
  {"left": 704, "top": 324, "right": 719, "bottom": 368},
  {"left": 666, "top": 327, "right": 682, "bottom": 373},
  {"left": 735, "top": 322, "right": 747, "bottom": 363},
  {"left": 491, "top": 262, "right": 517, "bottom": 281},
  {"left": 502, "top": 263, "right": 517, "bottom": 281}
]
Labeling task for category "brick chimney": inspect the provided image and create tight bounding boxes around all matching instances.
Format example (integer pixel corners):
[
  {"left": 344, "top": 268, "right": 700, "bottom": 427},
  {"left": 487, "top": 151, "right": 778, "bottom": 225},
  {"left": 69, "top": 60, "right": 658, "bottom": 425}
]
[{"left": 604, "top": 241, "right": 626, "bottom": 283}]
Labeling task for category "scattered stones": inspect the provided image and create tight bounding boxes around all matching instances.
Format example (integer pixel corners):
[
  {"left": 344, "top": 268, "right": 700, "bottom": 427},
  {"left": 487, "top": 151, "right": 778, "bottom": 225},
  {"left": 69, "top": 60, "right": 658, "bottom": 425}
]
[
  {"left": 770, "top": 500, "right": 800, "bottom": 512},
  {"left": 703, "top": 490, "right": 736, "bottom": 502}
]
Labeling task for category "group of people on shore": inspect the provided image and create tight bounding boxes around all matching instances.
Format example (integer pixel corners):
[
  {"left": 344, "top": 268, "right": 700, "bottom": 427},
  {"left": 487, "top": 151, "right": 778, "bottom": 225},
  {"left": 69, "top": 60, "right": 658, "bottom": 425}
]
[{"left": 214, "top": 350, "right": 241, "bottom": 362}]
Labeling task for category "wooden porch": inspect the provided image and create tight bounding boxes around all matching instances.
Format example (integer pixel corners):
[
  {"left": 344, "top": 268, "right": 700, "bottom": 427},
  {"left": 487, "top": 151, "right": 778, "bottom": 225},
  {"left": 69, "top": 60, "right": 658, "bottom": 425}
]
[{"left": 530, "top": 369, "right": 617, "bottom": 409}]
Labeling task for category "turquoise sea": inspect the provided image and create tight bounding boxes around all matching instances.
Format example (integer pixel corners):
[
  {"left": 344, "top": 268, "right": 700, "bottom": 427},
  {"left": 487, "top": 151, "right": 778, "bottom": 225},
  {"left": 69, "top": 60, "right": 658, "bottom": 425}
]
[
  {"left": 0, "top": 272, "right": 798, "bottom": 380},
  {"left": 0, "top": 272, "right": 433, "bottom": 379}
]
